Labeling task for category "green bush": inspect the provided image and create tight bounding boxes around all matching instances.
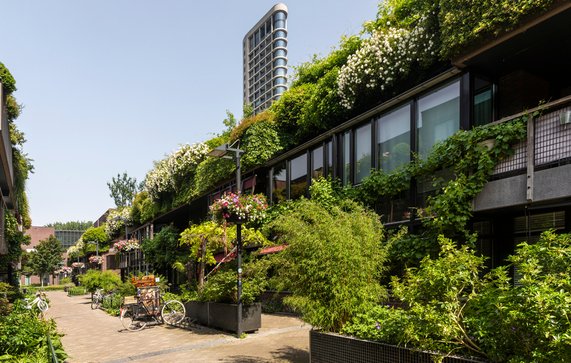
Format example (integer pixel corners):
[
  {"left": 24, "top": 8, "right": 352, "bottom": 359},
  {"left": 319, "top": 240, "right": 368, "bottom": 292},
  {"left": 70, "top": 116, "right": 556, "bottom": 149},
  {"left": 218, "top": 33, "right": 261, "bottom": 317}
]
[
  {"left": 0, "top": 300, "right": 66, "bottom": 362},
  {"left": 343, "top": 231, "right": 571, "bottom": 362},
  {"left": 67, "top": 286, "right": 87, "bottom": 296},
  {"left": 270, "top": 198, "right": 387, "bottom": 332},
  {"left": 78, "top": 269, "right": 122, "bottom": 293},
  {"left": 198, "top": 258, "right": 269, "bottom": 305}
]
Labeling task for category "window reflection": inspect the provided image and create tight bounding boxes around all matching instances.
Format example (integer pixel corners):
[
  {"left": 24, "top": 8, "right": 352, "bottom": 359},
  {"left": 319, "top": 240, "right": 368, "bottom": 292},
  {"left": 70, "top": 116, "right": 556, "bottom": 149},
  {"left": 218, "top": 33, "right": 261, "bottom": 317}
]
[
  {"left": 272, "top": 163, "right": 287, "bottom": 204},
  {"left": 312, "top": 146, "right": 324, "bottom": 179},
  {"left": 355, "top": 123, "right": 372, "bottom": 183},
  {"left": 290, "top": 154, "right": 307, "bottom": 199},
  {"left": 417, "top": 81, "right": 460, "bottom": 158},
  {"left": 326, "top": 141, "right": 333, "bottom": 177},
  {"left": 378, "top": 104, "right": 410, "bottom": 172},
  {"left": 343, "top": 131, "right": 351, "bottom": 185}
]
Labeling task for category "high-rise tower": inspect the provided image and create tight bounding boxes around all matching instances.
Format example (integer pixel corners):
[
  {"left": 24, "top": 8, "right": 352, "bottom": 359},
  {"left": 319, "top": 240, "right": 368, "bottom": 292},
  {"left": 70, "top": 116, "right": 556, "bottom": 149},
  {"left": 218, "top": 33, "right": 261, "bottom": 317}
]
[{"left": 243, "top": 3, "right": 288, "bottom": 115}]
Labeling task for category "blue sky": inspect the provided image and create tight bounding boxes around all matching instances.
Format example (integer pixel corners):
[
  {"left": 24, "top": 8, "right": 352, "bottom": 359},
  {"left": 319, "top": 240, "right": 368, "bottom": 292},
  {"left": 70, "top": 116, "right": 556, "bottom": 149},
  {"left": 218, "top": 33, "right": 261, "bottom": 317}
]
[{"left": 1, "top": 1, "right": 379, "bottom": 226}]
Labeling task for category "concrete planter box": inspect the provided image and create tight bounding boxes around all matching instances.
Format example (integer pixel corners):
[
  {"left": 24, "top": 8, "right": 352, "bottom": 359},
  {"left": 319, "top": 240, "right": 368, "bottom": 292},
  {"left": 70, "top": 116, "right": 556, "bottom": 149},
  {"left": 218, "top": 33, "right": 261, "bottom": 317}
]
[
  {"left": 184, "top": 301, "right": 261, "bottom": 333},
  {"left": 310, "top": 330, "right": 488, "bottom": 363}
]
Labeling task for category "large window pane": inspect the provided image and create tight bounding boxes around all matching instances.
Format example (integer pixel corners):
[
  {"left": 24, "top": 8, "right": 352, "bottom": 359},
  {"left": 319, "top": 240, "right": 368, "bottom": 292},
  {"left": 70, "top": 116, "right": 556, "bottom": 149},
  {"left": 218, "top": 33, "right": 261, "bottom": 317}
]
[
  {"left": 417, "top": 81, "right": 460, "bottom": 158},
  {"left": 355, "top": 123, "right": 372, "bottom": 183},
  {"left": 343, "top": 131, "right": 351, "bottom": 185},
  {"left": 290, "top": 154, "right": 307, "bottom": 199},
  {"left": 378, "top": 104, "right": 410, "bottom": 172},
  {"left": 272, "top": 163, "right": 286, "bottom": 204},
  {"left": 326, "top": 140, "right": 333, "bottom": 177},
  {"left": 312, "top": 146, "right": 324, "bottom": 179}
]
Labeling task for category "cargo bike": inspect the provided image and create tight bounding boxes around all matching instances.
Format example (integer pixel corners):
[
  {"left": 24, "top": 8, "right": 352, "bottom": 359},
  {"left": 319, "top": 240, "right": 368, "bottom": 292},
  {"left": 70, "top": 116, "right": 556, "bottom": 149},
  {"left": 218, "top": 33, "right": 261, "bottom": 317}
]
[{"left": 119, "top": 275, "right": 186, "bottom": 332}]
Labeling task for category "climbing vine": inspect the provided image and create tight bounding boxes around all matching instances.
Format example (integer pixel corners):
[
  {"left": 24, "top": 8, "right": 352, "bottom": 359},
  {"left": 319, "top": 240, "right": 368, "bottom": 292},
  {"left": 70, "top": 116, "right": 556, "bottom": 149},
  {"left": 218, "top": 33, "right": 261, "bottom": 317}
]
[{"left": 356, "top": 115, "right": 529, "bottom": 239}]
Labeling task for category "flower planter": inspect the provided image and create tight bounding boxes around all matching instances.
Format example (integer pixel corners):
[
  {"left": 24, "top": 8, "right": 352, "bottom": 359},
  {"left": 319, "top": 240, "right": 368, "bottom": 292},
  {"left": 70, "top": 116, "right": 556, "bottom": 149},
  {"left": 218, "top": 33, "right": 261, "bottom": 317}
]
[
  {"left": 184, "top": 301, "right": 261, "bottom": 333},
  {"left": 310, "top": 330, "right": 488, "bottom": 363}
]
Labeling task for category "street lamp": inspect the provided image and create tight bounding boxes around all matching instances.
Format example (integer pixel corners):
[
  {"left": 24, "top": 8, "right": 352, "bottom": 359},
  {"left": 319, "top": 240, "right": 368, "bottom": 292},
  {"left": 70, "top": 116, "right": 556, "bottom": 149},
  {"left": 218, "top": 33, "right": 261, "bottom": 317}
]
[{"left": 208, "top": 142, "right": 245, "bottom": 337}]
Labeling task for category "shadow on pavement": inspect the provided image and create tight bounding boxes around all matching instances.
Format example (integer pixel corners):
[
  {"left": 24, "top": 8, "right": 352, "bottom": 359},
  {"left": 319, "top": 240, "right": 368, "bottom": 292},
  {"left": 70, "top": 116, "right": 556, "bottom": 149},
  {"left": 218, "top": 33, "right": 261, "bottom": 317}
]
[{"left": 221, "top": 346, "right": 309, "bottom": 363}]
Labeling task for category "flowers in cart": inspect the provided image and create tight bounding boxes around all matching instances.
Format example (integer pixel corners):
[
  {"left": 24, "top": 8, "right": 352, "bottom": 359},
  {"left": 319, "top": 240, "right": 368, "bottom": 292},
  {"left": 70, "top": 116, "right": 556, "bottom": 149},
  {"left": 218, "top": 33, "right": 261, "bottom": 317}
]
[
  {"left": 113, "top": 239, "right": 140, "bottom": 253},
  {"left": 210, "top": 192, "right": 268, "bottom": 223},
  {"left": 88, "top": 255, "right": 103, "bottom": 265}
]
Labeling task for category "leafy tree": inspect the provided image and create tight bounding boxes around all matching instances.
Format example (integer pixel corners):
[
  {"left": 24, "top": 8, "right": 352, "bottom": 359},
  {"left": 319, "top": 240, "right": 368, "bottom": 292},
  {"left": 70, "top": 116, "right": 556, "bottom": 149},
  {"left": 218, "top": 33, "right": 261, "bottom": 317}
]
[
  {"left": 28, "top": 235, "right": 63, "bottom": 286},
  {"left": 140, "top": 225, "right": 182, "bottom": 272},
  {"left": 80, "top": 226, "right": 110, "bottom": 253},
  {"left": 269, "top": 198, "right": 387, "bottom": 332},
  {"left": 45, "top": 221, "right": 92, "bottom": 230},
  {"left": 107, "top": 172, "right": 139, "bottom": 207},
  {"left": 179, "top": 221, "right": 270, "bottom": 289}
]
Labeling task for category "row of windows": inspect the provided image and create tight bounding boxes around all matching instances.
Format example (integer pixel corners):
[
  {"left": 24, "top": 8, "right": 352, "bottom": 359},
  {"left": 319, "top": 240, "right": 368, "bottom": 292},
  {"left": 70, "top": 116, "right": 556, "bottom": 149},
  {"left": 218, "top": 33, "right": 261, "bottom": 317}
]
[
  {"left": 268, "top": 76, "right": 495, "bottom": 202},
  {"left": 247, "top": 39, "right": 287, "bottom": 72},
  {"left": 247, "top": 13, "right": 287, "bottom": 51}
]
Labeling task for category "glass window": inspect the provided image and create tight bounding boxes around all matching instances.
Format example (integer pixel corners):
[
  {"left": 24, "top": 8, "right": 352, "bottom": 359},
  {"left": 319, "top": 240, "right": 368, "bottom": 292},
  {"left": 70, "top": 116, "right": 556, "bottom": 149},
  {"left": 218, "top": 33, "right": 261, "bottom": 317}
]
[
  {"left": 275, "top": 86, "right": 286, "bottom": 96},
  {"left": 312, "top": 146, "right": 324, "bottom": 179},
  {"left": 326, "top": 140, "right": 333, "bottom": 176},
  {"left": 417, "top": 81, "right": 460, "bottom": 158},
  {"left": 274, "top": 39, "right": 287, "bottom": 48},
  {"left": 473, "top": 77, "right": 493, "bottom": 126},
  {"left": 355, "top": 123, "right": 372, "bottom": 183},
  {"left": 290, "top": 154, "right": 307, "bottom": 199},
  {"left": 274, "top": 19, "right": 286, "bottom": 29},
  {"left": 274, "top": 11, "right": 286, "bottom": 20},
  {"left": 272, "top": 163, "right": 287, "bottom": 204},
  {"left": 274, "top": 30, "right": 286, "bottom": 39},
  {"left": 274, "top": 49, "right": 286, "bottom": 58},
  {"left": 378, "top": 104, "right": 410, "bottom": 172},
  {"left": 274, "top": 58, "right": 286, "bottom": 67},
  {"left": 343, "top": 131, "right": 351, "bottom": 185}
]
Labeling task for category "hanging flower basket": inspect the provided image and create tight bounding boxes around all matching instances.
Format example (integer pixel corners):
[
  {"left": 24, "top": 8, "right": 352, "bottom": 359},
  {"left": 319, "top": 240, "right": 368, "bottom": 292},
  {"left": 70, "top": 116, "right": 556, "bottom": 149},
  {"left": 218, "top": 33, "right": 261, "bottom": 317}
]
[
  {"left": 210, "top": 192, "right": 268, "bottom": 224},
  {"left": 71, "top": 262, "right": 85, "bottom": 269},
  {"left": 88, "top": 255, "right": 103, "bottom": 265},
  {"left": 113, "top": 239, "right": 140, "bottom": 253}
]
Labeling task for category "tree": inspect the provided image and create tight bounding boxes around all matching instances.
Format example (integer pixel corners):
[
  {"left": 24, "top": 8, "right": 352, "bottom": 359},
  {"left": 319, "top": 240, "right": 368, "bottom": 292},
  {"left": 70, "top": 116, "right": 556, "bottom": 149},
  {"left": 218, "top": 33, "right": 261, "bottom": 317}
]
[
  {"left": 107, "top": 172, "right": 139, "bottom": 207},
  {"left": 45, "top": 221, "right": 92, "bottom": 230},
  {"left": 28, "top": 235, "right": 63, "bottom": 286}
]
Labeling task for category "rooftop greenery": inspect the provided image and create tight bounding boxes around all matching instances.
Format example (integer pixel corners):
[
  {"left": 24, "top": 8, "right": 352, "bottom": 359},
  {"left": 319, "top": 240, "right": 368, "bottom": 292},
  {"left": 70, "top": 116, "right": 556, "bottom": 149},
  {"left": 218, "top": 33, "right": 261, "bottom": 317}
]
[{"left": 133, "top": 0, "right": 555, "bottom": 223}]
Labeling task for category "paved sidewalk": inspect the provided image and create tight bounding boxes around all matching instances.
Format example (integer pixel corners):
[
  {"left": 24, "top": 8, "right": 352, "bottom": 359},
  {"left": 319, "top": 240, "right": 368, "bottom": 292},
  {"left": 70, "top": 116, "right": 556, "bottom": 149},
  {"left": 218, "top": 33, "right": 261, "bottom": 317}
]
[{"left": 45, "top": 291, "right": 310, "bottom": 363}]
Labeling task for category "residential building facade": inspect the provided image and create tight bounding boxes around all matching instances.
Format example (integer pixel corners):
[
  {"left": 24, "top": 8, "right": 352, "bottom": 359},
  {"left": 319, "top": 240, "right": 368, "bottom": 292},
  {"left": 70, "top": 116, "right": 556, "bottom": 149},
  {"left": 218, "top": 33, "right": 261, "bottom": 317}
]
[{"left": 243, "top": 3, "right": 288, "bottom": 115}]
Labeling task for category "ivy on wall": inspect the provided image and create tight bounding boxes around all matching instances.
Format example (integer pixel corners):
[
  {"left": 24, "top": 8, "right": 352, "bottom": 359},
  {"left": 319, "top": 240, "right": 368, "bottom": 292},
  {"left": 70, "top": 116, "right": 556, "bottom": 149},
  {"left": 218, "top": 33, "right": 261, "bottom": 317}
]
[{"left": 355, "top": 115, "right": 529, "bottom": 239}]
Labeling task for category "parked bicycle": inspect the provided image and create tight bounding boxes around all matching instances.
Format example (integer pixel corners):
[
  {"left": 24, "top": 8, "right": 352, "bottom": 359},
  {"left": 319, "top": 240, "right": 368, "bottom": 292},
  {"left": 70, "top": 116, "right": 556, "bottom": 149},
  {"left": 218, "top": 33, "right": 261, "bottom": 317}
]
[
  {"left": 120, "top": 286, "right": 185, "bottom": 331},
  {"left": 24, "top": 291, "right": 49, "bottom": 315},
  {"left": 91, "top": 288, "right": 104, "bottom": 310}
]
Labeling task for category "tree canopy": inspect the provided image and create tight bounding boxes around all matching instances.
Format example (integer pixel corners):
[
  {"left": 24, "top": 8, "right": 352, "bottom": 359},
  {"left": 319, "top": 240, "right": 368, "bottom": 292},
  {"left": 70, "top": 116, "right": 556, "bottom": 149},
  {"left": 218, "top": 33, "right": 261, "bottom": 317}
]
[
  {"left": 28, "top": 235, "right": 63, "bottom": 286},
  {"left": 107, "top": 172, "right": 139, "bottom": 207}
]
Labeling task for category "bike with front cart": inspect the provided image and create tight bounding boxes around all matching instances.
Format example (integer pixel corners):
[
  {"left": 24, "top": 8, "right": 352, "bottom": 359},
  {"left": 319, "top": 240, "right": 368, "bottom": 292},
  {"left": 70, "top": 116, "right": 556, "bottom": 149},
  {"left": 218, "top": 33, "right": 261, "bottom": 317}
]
[{"left": 119, "top": 276, "right": 186, "bottom": 332}]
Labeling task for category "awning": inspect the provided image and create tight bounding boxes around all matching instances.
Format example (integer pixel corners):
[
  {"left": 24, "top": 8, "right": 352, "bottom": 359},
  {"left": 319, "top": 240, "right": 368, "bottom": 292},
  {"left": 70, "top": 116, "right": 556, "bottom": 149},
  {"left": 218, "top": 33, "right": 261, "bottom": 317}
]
[{"left": 258, "top": 245, "right": 287, "bottom": 255}]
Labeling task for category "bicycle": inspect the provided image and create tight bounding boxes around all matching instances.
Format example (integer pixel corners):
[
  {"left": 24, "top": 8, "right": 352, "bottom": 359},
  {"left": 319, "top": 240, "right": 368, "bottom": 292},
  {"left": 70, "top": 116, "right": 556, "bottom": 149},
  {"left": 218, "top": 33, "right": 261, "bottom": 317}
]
[
  {"left": 120, "top": 286, "right": 185, "bottom": 331},
  {"left": 91, "top": 288, "right": 104, "bottom": 310},
  {"left": 24, "top": 291, "right": 49, "bottom": 315}
]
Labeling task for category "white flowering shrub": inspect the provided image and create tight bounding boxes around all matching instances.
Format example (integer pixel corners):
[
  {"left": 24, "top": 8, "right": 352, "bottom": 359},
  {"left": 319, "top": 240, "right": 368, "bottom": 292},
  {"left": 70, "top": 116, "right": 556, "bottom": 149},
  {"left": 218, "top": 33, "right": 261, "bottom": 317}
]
[
  {"left": 105, "top": 207, "right": 132, "bottom": 237},
  {"left": 144, "top": 142, "right": 209, "bottom": 201},
  {"left": 338, "top": 16, "right": 438, "bottom": 108}
]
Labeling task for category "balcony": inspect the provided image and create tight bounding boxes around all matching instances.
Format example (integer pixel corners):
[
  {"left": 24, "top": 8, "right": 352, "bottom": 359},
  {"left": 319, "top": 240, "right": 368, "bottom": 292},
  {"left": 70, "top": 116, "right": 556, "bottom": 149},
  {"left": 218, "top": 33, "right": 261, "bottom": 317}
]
[{"left": 474, "top": 96, "right": 571, "bottom": 212}]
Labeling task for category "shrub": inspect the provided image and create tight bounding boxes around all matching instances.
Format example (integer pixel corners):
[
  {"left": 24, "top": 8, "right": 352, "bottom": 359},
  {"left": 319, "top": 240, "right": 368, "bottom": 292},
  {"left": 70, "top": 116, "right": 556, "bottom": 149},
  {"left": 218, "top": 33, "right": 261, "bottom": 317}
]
[
  {"left": 198, "top": 258, "right": 269, "bottom": 305},
  {"left": 78, "top": 270, "right": 122, "bottom": 293},
  {"left": 0, "top": 300, "right": 66, "bottom": 362},
  {"left": 270, "top": 198, "right": 386, "bottom": 332}
]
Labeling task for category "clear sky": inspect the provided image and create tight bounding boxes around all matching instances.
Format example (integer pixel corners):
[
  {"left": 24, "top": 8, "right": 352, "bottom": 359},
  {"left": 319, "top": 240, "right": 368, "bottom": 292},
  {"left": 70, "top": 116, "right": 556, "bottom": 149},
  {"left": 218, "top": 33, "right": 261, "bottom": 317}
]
[{"left": 1, "top": 0, "right": 379, "bottom": 226}]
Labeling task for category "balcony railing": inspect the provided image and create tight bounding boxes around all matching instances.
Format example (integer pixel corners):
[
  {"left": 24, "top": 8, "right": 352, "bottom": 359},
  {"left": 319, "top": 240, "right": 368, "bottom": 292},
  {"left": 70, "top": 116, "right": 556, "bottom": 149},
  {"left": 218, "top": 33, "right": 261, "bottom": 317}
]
[{"left": 493, "top": 95, "right": 571, "bottom": 177}]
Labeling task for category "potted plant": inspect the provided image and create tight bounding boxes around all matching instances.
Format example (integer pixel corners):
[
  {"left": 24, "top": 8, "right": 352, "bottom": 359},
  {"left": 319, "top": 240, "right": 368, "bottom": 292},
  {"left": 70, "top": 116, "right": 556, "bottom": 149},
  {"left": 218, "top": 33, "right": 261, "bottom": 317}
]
[{"left": 210, "top": 192, "right": 268, "bottom": 224}]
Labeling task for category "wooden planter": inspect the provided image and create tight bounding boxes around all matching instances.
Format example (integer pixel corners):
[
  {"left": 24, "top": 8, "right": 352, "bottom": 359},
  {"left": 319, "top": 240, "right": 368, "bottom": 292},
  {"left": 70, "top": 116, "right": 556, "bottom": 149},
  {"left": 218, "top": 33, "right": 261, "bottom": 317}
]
[
  {"left": 184, "top": 301, "right": 261, "bottom": 333},
  {"left": 310, "top": 330, "right": 488, "bottom": 363}
]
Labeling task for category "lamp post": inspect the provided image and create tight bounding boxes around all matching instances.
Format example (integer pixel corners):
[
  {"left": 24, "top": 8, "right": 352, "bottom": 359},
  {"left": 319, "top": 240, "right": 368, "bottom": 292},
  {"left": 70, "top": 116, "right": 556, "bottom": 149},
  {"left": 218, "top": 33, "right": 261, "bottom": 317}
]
[{"left": 208, "top": 142, "right": 245, "bottom": 337}]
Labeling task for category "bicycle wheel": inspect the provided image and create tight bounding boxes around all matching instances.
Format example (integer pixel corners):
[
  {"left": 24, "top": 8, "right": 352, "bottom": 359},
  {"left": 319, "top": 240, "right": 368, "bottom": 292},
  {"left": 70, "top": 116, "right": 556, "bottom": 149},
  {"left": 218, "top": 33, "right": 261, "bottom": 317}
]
[
  {"left": 91, "top": 296, "right": 101, "bottom": 310},
  {"left": 161, "top": 300, "right": 185, "bottom": 326},
  {"left": 37, "top": 299, "right": 49, "bottom": 313},
  {"left": 120, "top": 305, "right": 147, "bottom": 331}
]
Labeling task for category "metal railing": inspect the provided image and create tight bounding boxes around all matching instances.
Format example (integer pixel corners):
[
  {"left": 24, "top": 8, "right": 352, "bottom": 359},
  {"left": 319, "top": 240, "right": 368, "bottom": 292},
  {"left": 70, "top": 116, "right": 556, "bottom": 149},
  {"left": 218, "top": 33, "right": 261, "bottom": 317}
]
[
  {"left": 493, "top": 96, "right": 571, "bottom": 177},
  {"left": 46, "top": 333, "right": 59, "bottom": 363}
]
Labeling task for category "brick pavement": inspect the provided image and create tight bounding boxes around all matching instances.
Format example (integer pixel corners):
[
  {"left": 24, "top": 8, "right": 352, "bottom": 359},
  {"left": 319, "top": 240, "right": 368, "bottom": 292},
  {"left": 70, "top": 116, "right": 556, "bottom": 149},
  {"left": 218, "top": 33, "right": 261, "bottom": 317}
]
[{"left": 45, "top": 291, "right": 310, "bottom": 363}]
